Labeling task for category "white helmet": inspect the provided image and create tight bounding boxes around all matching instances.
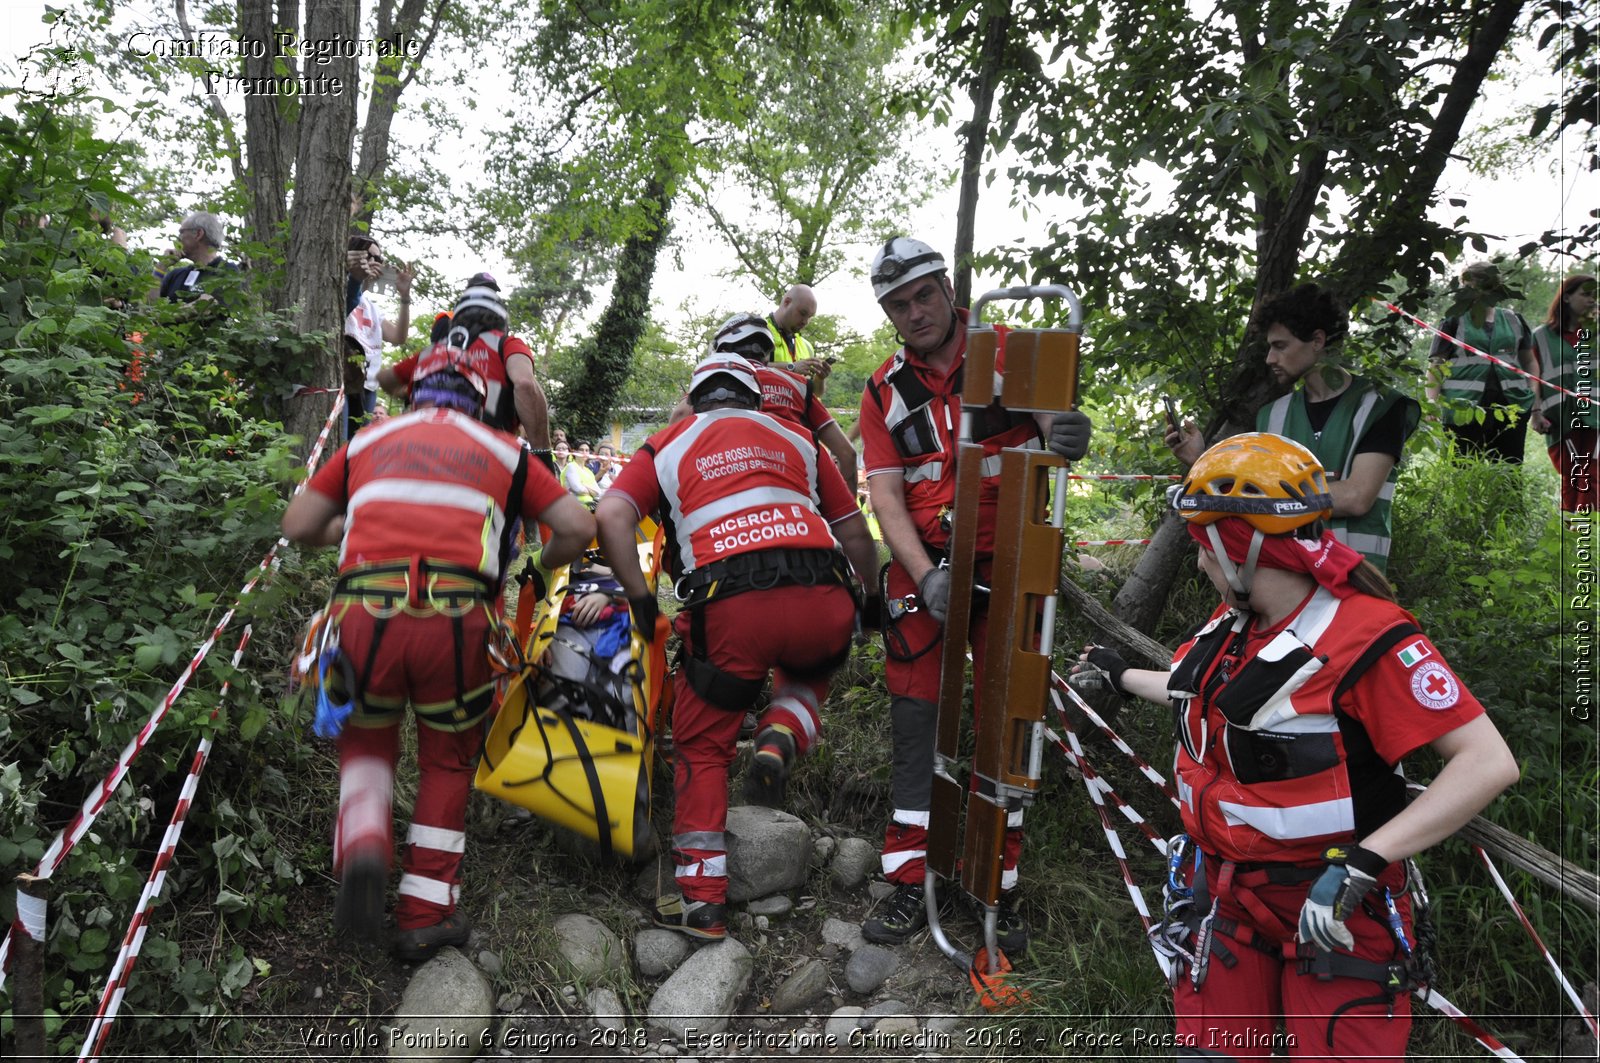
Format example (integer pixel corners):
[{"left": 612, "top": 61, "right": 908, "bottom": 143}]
[
  {"left": 688, "top": 352, "right": 761, "bottom": 407},
  {"left": 453, "top": 281, "right": 508, "bottom": 329},
  {"left": 870, "top": 236, "right": 947, "bottom": 302},
  {"left": 711, "top": 313, "right": 775, "bottom": 362}
]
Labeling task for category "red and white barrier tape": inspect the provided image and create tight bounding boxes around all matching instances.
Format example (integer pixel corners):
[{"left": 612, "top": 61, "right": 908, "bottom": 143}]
[
  {"left": 0, "top": 389, "right": 345, "bottom": 991},
  {"left": 1068, "top": 473, "right": 1184, "bottom": 482},
  {"left": 1419, "top": 987, "right": 1528, "bottom": 1061},
  {"left": 1044, "top": 707, "right": 1172, "bottom": 980},
  {"left": 1074, "top": 538, "right": 1153, "bottom": 547},
  {"left": 78, "top": 629, "right": 253, "bottom": 1063},
  {"left": 1053, "top": 673, "right": 1180, "bottom": 805},
  {"left": 1380, "top": 300, "right": 1581, "bottom": 403},
  {"left": 1474, "top": 845, "right": 1600, "bottom": 1039}
]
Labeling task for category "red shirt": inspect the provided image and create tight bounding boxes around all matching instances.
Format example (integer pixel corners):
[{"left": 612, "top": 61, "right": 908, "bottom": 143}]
[
  {"left": 858, "top": 313, "right": 1040, "bottom": 558},
  {"left": 755, "top": 365, "right": 835, "bottom": 436},
  {"left": 392, "top": 331, "right": 535, "bottom": 433},
  {"left": 607, "top": 408, "right": 857, "bottom": 573},
  {"left": 307, "top": 407, "right": 564, "bottom": 583}
]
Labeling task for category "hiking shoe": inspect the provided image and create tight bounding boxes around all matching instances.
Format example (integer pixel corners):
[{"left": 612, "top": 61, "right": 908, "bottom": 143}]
[
  {"left": 653, "top": 895, "right": 727, "bottom": 940},
  {"left": 862, "top": 882, "right": 928, "bottom": 945},
  {"left": 968, "top": 890, "right": 1030, "bottom": 955},
  {"left": 743, "top": 728, "right": 796, "bottom": 808},
  {"left": 392, "top": 909, "right": 471, "bottom": 964},
  {"left": 332, "top": 851, "right": 386, "bottom": 945}
]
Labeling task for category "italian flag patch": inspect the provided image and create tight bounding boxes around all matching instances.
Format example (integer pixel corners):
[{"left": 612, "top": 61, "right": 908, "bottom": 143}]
[{"left": 1396, "top": 639, "right": 1432, "bottom": 668}]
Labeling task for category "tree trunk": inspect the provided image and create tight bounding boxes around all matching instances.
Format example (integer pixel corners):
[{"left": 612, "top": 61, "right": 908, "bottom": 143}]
[
  {"left": 952, "top": 0, "right": 1011, "bottom": 309},
  {"left": 1111, "top": 510, "right": 1201, "bottom": 635},
  {"left": 238, "top": 0, "right": 299, "bottom": 310},
  {"left": 564, "top": 168, "right": 674, "bottom": 443},
  {"left": 281, "top": 0, "right": 360, "bottom": 456}
]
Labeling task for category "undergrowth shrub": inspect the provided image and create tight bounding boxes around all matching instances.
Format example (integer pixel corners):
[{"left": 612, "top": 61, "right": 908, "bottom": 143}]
[{"left": 0, "top": 95, "right": 327, "bottom": 1053}]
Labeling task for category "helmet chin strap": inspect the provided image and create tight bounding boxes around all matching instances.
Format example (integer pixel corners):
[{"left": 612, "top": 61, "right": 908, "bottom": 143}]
[{"left": 1205, "top": 523, "right": 1264, "bottom": 609}]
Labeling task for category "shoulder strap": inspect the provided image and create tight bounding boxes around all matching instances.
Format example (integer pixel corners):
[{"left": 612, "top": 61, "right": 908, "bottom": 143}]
[
  {"left": 498, "top": 446, "right": 531, "bottom": 582},
  {"left": 1332, "top": 621, "right": 1422, "bottom": 706}
]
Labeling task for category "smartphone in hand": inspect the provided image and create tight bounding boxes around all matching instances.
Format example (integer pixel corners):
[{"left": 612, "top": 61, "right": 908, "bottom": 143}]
[{"left": 1162, "top": 395, "right": 1180, "bottom": 432}]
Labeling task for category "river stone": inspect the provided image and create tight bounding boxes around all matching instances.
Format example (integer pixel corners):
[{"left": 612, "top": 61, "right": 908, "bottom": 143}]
[
  {"left": 824, "top": 1006, "right": 866, "bottom": 1045},
  {"left": 811, "top": 836, "right": 837, "bottom": 867},
  {"left": 635, "top": 928, "right": 694, "bottom": 978},
  {"left": 647, "top": 938, "right": 754, "bottom": 1040},
  {"left": 587, "top": 986, "right": 627, "bottom": 1031},
  {"left": 746, "top": 894, "right": 794, "bottom": 918},
  {"left": 844, "top": 944, "right": 899, "bottom": 995},
  {"left": 391, "top": 946, "right": 492, "bottom": 1059},
  {"left": 769, "top": 958, "right": 831, "bottom": 1014},
  {"left": 553, "top": 913, "right": 624, "bottom": 982},
  {"left": 820, "top": 917, "right": 864, "bottom": 952},
  {"left": 829, "top": 838, "right": 876, "bottom": 890},
  {"left": 726, "top": 807, "right": 811, "bottom": 901}
]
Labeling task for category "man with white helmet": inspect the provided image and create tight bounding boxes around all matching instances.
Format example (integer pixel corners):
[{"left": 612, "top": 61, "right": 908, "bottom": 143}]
[
  {"left": 597, "top": 353, "right": 882, "bottom": 940},
  {"left": 694, "top": 312, "right": 858, "bottom": 486},
  {"left": 380, "top": 272, "right": 551, "bottom": 451},
  {"left": 857, "top": 236, "right": 1093, "bottom": 951}
]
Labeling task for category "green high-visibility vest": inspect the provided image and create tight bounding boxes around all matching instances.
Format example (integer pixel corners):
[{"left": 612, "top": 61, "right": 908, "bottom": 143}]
[
  {"left": 1436, "top": 308, "right": 1533, "bottom": 411},
  {"left": 766, "top": 315, "right": 815, "bottom": 365},
  {"left": 1534, "top": 325, "right": 1599, "bottom": 445},
  {"left": 1257, "top": 377, "right": 1420, "bottom": 572}
]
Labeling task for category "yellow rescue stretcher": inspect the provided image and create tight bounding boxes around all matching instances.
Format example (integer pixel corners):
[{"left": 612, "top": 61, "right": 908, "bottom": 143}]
[{"left": 475, "top": 520, "right": 672, "bottom": 860}]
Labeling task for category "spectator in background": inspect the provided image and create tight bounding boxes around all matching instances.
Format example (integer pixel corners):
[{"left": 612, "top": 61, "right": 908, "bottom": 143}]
[
  {"left": 155, "top": 211, "right": 238, "bottom": 304},
  {"left": 343, "top": 234, "right": 414, "bottom": 437},
  {"left": 1532, "top": 274, "right": 1599, "bottom": 513},
  {"left": 579, "top": 442, "right": 601, "bottom": 477},
  {"left": 1427, "top": 261, "right": 1538, "bottom": 463},
  {"left": 596, "top": 444, "right": 622, "bottom": 491},
  {"left": 767, "top": 283, "right": 832, "bottom": 396}
]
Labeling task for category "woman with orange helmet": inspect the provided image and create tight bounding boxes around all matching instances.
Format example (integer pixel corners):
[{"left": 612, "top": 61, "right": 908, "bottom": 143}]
[{"left": 1075, "top": 433, "right": 1518, "bottom": 1061}]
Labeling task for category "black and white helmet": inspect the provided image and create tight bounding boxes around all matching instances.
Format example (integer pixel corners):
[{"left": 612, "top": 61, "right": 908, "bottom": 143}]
[
  {"left": 711, "top": 313, "right": 775, "bottom": 363},
  {"left": 453, "top": 275, "right": 508, "bottom": 331},
  {"left": 870, "top": 236, "right": 946, "bottom": 302}
]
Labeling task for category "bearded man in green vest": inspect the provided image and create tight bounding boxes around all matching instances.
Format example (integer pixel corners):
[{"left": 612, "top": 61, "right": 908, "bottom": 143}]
[{"left": 1168, "top": 283, "right": 1420, "bottom": 572}]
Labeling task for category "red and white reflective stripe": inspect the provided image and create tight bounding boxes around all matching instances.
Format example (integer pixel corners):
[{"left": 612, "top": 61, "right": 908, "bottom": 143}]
[
  {"left": 0, "top": 391, "right": 345, "bottom": 990},
  {"left": 1475, "top": 845, "right": 1600, "bottom": 1039},
  {"left": 78, "top": 629, "right": 252, "bottom": 1063},
  {"left": 1053, "top": 674, "right": 1179, "bottom": 805},
  {"left": 1074, "top": 539, "right": 1152, "bottom": 547},
  {"left": 1381, "top": 300, "right": 1580, "bottom": 402}
]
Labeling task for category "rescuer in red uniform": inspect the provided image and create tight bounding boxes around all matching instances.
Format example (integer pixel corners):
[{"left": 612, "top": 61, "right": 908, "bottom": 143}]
[
  {"left": 1074, "top": 433, "right": 1518, "bottom": 1061},
  {"left": 283, "top": 349, "right": 594, "bottom": 961},
  {"left": 596, "top": 353, "right": 882, "bottom": 940},
  {"left": 857, "top": 236, "right": 1093, "bottom": 951}
]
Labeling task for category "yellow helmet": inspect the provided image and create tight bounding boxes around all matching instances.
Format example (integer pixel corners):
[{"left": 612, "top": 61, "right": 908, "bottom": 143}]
[{"left": 1173, "top": 432, "right": 1332, "bottom": 535}]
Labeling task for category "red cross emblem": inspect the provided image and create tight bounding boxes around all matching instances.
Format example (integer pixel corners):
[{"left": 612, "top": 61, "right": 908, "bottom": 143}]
[{"left": 1410, "top": 662, "right": 1459, "bottom": 710}]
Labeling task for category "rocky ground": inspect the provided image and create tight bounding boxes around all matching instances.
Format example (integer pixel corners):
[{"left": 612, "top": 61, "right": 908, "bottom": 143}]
[{"left": 251, "top": 793, "right": 1023, "bottom": 1063}]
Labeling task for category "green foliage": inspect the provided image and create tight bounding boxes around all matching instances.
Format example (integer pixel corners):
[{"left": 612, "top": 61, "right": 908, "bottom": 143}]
[{"left": 0, "top": 94, "right": 316, "bottom": 1048}]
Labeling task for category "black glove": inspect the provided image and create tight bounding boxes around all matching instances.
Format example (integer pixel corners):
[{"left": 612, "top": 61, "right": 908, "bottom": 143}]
[
  {"left": 1299, "top": 844, "right": 1388, "bottom": 952},
  {"left": 858, "top": 594, "right": 885, "bottom": 632},
  {"left": 1084, "top": 645, "right": 1130, "bottom": 695},
  {"left": 628, "top": 593, "right": 660, "bottom": 634},
  {"left": 917, "top": 568, "right": 950, "bottom": 624},
  {"left": 1047, "top": 410, "right": 1093, "bottom": 461}
]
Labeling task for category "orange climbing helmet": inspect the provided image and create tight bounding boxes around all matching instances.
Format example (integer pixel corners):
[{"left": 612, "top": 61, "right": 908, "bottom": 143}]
[{"left": 1172, "top": 432, "right": 1332, "bottom": 536}]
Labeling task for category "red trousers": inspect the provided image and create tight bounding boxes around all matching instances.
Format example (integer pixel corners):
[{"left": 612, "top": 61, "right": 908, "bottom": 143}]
[
  {"left": 878, "top": 559, "right": 1022, "bottom": 888},
  {"left": 1551, "top": 429, "right": 1600, "bottom": 514},
  {"left": 331, "top": 607, "right": 492, "bottom": 931},
  {"left": 669, "top": 584, "right": 854, "bottom": 904},
  {"left": 1172, "top": 865, "right": 1412, "bottom": 1061}
]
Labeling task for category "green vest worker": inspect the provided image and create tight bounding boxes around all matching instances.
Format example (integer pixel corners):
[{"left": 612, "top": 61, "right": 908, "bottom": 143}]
[
  {"left": 1167, "top": 282, "right": 1420, "bottom": 572},
  {"left": 1426, "top": 261, "right": 1538, "bottom": 464},
  {"left": 768, "top": 282, "right": 831, "bottom": 396}
]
